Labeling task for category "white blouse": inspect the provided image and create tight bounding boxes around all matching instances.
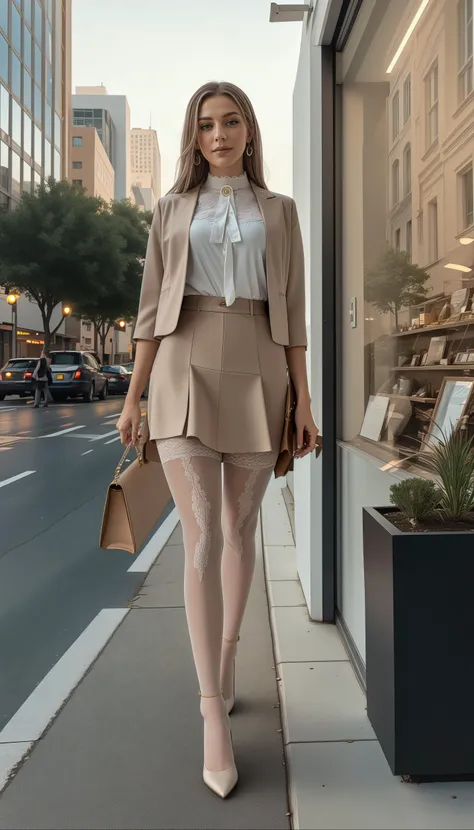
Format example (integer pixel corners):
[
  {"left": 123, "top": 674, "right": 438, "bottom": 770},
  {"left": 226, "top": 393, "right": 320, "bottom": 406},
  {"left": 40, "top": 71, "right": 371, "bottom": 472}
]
[{"left": 184, "top": 172, "right": 267, "bottom": 306}]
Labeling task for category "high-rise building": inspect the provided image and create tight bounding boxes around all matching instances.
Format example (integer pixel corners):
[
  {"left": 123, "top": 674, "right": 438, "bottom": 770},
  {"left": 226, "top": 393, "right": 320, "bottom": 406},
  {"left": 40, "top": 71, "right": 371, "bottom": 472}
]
[
  {"left": 72, "top": 86, "right": 130, "bottom": 201},
  {"left": 0, "top": 0, "right": 71, "bottom": 210},
  {"left": 130, "top": 126, "right": 160, "bottom": 211},
  {"left": 68, "top": 125, "right": 114, "bottom": 202}
]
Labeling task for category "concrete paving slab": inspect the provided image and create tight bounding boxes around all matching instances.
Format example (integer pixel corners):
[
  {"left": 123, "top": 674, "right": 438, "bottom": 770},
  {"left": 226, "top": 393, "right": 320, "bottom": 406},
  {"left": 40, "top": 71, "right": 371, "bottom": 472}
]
[
  {"left": 287, "top": 741, "right": 474, "bottom": 830},
  {"left": 264, "top": 546, "right": 297, "bottom": 580},
  {"left": 132, "top": 545, "right": 184, "bottom": 608},
  {"left": 267, "top": 579, "right": 305, "bottom": 607},
  {"left": 167, "top": 524, "right": 183, "bottom": 546},
  {"left": 0, "top": 545, "right": 289, "bottom": 830},
  {"left": 279, "top": 662, "right": 375, "bottom": 744},
  {"left": 271, "top": 607, "right": 348, "bottom": 664}
]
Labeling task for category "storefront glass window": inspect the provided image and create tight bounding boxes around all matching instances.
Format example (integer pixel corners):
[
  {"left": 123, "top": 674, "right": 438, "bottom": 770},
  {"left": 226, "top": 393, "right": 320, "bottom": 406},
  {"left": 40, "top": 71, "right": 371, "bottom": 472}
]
[{"left": 340, "top": 0, "right": 474, "bottom": 463}]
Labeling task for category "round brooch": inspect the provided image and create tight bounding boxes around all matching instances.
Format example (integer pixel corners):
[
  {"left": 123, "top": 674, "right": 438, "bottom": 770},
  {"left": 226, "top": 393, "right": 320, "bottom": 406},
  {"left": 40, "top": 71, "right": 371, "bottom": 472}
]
[{"left": 221, "top": 185, "right": 233, "bottom": 197}]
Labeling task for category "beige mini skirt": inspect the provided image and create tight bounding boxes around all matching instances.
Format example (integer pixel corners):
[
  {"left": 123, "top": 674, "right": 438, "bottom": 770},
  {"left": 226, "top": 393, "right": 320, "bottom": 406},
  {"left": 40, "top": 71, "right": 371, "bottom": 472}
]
[{"left": 147, "top": 295, "right": 288, "bottom": 454}]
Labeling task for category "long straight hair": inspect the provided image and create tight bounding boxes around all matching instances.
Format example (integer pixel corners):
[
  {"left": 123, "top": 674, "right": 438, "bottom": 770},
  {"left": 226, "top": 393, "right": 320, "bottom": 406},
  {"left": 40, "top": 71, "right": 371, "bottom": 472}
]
[{"left": 169, "top": 81, "right": 267, "bottom": 194}]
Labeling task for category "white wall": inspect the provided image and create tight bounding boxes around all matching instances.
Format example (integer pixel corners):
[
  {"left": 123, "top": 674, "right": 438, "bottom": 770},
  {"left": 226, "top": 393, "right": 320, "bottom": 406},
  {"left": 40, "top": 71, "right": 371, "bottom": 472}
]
[{"left": 292, "top": 17, "right": 325, "bottom": 620}]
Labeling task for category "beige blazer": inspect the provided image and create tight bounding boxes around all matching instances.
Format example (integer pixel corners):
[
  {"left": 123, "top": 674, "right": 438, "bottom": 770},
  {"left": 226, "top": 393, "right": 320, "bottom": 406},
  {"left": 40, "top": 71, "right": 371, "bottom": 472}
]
[{"left": 133, "top": 182, "right": 307, "bottom": 348}]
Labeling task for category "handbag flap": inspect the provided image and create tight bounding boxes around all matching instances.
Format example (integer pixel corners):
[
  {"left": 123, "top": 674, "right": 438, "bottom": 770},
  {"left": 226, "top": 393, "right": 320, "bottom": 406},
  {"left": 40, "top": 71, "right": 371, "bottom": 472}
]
[{"left": 115, "top": 455, "right": 171, "bottom": 551}]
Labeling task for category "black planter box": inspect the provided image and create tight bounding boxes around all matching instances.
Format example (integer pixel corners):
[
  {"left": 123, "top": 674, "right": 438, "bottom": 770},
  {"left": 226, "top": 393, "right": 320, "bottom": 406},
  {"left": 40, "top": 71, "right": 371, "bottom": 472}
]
[{"left": 363, "top": 506, "right": 474, "bottom": 779}]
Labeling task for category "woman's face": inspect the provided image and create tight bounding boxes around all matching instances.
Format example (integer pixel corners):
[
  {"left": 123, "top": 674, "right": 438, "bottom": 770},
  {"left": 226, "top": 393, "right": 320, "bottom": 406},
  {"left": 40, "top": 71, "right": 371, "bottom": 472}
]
[{"left": 196, "top": 94, "right": 249, "bottom": 177}]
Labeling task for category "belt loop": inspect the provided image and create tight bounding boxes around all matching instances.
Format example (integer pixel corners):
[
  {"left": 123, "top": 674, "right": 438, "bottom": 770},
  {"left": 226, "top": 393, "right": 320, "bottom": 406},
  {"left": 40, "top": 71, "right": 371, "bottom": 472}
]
[{"left": 250, "top": 299, "right": 254, "bottom": 316}]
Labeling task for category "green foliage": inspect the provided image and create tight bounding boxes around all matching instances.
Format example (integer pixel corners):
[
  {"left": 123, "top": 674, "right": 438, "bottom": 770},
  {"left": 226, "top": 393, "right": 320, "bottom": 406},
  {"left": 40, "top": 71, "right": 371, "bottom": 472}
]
[
  {"left": 390, "top": 478, "right": 441, "bottom": 522},
  {"left": 422, "top": 427, "right": 474, "bottom": 520},
  {"left": 365, "top": 248, "right": 430, "bottom": 329},
  {"left": 0, "top": 181, "right": 151, "bottom": 353}
]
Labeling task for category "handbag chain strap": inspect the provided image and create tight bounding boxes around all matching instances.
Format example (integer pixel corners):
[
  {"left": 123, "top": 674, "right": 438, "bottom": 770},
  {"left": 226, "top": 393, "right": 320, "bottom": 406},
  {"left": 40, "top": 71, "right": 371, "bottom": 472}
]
[{"left": 113, "top": 443, "right": 143, "bottom": 485}]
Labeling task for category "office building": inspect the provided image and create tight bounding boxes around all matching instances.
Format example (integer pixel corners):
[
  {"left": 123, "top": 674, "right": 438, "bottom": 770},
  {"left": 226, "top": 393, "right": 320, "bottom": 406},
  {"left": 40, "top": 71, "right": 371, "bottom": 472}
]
[
  {"left": 0, "top": 0, "right": 72, "bottom": 365},
  {"left": 130, "top": 126, "right": 160, "bottom": 211},
  {"left": 72, "top": 86, "right": 130, "bottom": 201},
  {"left": 69, "top": 125, "right": 114, "bottom": 201}
]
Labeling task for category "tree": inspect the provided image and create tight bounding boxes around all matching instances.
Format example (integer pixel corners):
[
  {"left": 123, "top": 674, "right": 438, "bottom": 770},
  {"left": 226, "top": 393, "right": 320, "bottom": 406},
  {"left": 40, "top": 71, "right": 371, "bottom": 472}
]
[
  {"left": 73, "top": 200, "right": 151, "bottom": 358},
  {"left": 0, "top": 179, "right": 125, "bottom": 351},
  {"left": 365, "top": 248, "right": 431, "bottom": 331}
]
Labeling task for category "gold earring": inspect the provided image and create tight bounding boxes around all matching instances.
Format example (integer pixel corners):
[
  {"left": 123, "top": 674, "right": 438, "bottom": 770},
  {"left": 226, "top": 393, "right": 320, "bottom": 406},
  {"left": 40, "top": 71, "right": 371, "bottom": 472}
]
[
  {"left": 246, "top": 143, "right": 253, "bottom": 157},
  {"left": 194, "top": 151, "right": 201, "bottom": 166}
]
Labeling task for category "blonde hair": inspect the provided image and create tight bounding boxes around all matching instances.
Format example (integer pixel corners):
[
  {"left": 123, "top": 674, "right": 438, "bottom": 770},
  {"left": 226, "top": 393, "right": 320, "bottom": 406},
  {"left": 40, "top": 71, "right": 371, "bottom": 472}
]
[{"left": 169, "top": 81, "right": 267, "bottom": 194}]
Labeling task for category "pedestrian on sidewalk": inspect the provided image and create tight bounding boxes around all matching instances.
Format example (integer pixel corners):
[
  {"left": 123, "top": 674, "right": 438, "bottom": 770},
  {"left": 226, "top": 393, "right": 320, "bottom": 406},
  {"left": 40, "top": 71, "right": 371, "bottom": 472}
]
[
  {"left": 33, "top": 350, "right": 53, "bottom": 408},
  {"left": 117, "top": 81, "right": 318, "bottom": 799}
]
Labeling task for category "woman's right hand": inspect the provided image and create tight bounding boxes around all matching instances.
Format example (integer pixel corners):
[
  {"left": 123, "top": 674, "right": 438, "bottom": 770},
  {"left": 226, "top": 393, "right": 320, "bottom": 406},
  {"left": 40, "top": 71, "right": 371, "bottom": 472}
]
[{"left": 117, "top": 399, "right": 142, "bottom": 447}]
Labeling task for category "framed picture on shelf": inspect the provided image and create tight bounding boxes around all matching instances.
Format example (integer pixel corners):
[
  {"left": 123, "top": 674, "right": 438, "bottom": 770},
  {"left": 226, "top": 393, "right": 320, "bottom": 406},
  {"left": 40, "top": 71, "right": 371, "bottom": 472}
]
[
  {"left": 460, "top": 353, "right": 470, "bottom": 364},
  {"left": 426, "top": 335, "right": 447, "bottom": 365},
  {"left": 359, "top": 394, "right": 390, "bottom": 442},
  {"left": 454, "top": 352, "right": 465, "bottom": 364},
  {"left": 411, "top": 355, "right": 421, "bottom": 366},
  {"left": 468, "top": 350, "right": 474, "bottom": 363},
  {"left": 450, "top": 288, "right": 470, "bottom": 315},
  {"left": 423, "top": 378, "right": 474, "bottom": 449},
  {"left": 421, "top": 353, "right": 428, "bottom": 365}
]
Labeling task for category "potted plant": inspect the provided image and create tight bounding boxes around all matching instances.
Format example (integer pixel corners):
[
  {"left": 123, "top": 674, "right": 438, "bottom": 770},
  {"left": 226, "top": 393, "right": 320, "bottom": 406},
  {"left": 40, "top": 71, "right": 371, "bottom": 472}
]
[{"left": 363, "top": 427, "right": 474, "bottom": 780}]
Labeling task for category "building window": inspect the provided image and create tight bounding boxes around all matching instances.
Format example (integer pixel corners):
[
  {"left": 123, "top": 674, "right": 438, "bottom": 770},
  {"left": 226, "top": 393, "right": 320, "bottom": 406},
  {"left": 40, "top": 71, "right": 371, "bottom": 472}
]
[
  {"left": 392, "top": 159, "right": 399, "bottom": 206},
  {"left": 0, "top": 139, "right": 8, "bottom": 191},
  {"left": 426, "top": 62, "right": 439, "bottom": 148},
  {"left": 460, "top": 165, "right": 474, "bottom": 229},
  {"left": 392, "top": 91, "right": 399, "bottom": 141},
  {"left": 72, "top": 160, "right": 82, "bottom": 169},
  {"left": 0, "top": 1, "right": 7, "bottom": 37},
  {"left": 428, "top": 199, "right": 438, "bottom": 262},
  {"left": 458, "top": 0, "right": 473, "bottom": 101},
  {"left": 72, "top": 136, "right": 82, "bottom": 147},
  {"left": 406, "top": 220, "right": 412, "bottom": 261},
  {"left": 72, "top": 179, "right": 83, "bottom": 186},
  {"left": 403, "top": 144, "right": 411, "bottom": 196},
  {"left": 394, "top": 228, "right": 401, "bottom": 250},
  {"left": 403, "top": 75, "right": 411, "bottom": 123},
  {"left": 23, "top": 112, "right": 32, "bottom": 156}
]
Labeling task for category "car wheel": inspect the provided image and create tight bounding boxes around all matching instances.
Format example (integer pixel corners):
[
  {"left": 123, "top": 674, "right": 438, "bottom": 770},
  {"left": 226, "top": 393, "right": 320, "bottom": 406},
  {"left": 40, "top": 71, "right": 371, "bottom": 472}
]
[
  {"left": 98, "top": 381, "right": 108, "bottom": 400},
  {"left": 83, "top": 383, "right": 94, "bottom": 403}
]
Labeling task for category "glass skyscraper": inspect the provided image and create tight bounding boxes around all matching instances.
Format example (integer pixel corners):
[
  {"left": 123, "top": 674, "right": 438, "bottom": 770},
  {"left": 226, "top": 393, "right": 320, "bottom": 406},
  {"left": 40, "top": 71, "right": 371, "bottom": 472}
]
[{"left": 0, "top": 0, "right": 70, "bottom": 210}]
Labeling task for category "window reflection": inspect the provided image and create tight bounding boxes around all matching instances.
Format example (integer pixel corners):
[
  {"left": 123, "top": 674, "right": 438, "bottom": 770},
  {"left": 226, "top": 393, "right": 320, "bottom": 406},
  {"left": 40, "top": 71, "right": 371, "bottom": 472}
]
[
  {"left": 11, "top": 3, "right": 21, "bottom": 55},
  {"left": 0, "top": 34, "right": 8, "bottom": 84},
  {"left": 0, "top": 139, "right": 8, "bottom": 190},
  {"left": 0, "top": 0, "right": 7, "bottom": 37},
  {"left": 11, "top": 150, "right": 20, "bottom": 200},
  {"left": 23, "top": 67, "right": 32, "bottom": 111},
  {"left": 22, "top": 159, "right": 32, "bottom": 193},
  {"left": 23, "top": 24, "right": 32, "bottom": 70},
  {"left": 0, "top": 84, "right": 9, "bottom": 135},
  {"left": 340, "top": 0, "right": 474, "bottom": 461},
  {"left": 34, "top": 123, "right": 41, "bottom": 167},
  {"left": 11, "top": 99, "right": 21, "bottom": 146},
  {"left": 11, "top": 53, "right": 21, "bottom": 99},
  {"left": 23, "top": 111, "right": 32, "bottom": 156},
  {"left": 44, "top": 136, "right": 51, "bottom": 178}
]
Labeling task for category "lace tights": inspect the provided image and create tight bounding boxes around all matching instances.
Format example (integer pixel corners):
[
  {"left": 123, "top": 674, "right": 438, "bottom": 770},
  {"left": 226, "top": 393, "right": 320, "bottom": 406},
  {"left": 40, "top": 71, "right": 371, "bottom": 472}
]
[{"left": 157, "top": 436, "right": 276, "bottom": 771}]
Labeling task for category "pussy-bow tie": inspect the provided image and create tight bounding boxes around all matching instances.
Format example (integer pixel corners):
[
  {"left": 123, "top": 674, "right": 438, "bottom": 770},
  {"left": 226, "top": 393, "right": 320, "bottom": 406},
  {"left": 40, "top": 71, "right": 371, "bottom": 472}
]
[{"left": 209, "top": 184, "right": 242, "bottom": 307}]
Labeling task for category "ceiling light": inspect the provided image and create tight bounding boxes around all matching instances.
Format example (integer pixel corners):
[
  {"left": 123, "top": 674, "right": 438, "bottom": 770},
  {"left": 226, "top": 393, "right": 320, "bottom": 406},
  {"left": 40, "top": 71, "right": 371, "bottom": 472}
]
[
  {"left": 269, "top": 3, "right": 311, "bottom": 22},
  {"left": 386, "top": 0, "right": 432, "bottom": 73},
  {"left": 460, "top": 237, "right": 474, "bottom": 245},
  {"left": 444, "top": 263, "right": 472, "bottom": 273}
]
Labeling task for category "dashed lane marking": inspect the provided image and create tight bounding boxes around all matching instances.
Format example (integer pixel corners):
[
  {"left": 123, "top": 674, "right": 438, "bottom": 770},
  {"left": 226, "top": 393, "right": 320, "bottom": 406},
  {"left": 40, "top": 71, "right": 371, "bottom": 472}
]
[
  {"left": 104, "top": 436, "right": 121, "bottom": 445},
  {"left": 88, "top": 430, "right": 117, "bottom": 442},
  {"left": 81, "top": 449, "right": 94, "bottom": 456},
  {"left": 41, "top": 426, "right": 86, "bottom": 438},
  {"left": 0, "top": 470, "right": 36, "bottom": 488}
]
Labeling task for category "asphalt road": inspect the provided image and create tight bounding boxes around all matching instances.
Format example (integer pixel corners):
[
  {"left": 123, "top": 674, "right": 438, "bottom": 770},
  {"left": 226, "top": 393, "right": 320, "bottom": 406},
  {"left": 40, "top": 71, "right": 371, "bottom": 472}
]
[{"left": 0, "top": 395, "right": 172, "bottom": 731}]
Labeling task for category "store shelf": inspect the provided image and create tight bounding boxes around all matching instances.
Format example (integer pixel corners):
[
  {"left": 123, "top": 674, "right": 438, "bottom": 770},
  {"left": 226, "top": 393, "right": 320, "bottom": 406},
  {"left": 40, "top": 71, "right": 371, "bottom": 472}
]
[
  {"left": 386, "top": 393, "right": 437, "bottom": 403},
  {"left": 392, "top": 364, "right": 474, "bottom": 371},
  {"left": 392, "top": 319, "right": 474, "bottom": 337}
]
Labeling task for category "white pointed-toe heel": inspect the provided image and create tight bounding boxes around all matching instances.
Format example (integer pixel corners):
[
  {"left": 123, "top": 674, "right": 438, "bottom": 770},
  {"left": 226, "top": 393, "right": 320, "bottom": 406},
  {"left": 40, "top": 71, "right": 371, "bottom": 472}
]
[
  {"left": 200, "top": 691, "right": 238, "bottom": 799},
  {"left": 203, "top": 762, "right": 238, "bottom": 799},
  {"left": 222, "top": 636, "right": 240, "bottom": 715}
]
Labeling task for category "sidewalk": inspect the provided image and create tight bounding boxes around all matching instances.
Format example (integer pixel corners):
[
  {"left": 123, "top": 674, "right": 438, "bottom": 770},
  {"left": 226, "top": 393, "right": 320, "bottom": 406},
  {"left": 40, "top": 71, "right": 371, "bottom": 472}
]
[
  {"left": 0, "top": 519, "right": 290, "bottom": 829},
  {"left": 262, "top": 478, "right": 474, "bottom": 830}
]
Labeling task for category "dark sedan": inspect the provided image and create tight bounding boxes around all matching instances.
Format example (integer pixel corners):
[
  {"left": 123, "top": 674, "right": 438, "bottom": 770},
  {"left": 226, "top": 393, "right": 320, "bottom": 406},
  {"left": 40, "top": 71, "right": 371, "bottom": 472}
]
[
  {"left": 100, "top": 365, "right": 132, "bottom": 394},
  {"left": 0, "top": 358, "right": 38, "bottom": 400}
]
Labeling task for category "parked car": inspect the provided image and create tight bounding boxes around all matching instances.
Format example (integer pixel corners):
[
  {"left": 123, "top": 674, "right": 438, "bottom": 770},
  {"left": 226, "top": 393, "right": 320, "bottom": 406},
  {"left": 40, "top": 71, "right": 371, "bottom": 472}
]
[
  {"left": 49, "top": 351, "right": 108, "bottom": 402},
  {"left": 0, "top": 358, "right": 38, "bottom": 400},
  {"left": 100, "top": 365, "right": 132, "bottom": 394}
]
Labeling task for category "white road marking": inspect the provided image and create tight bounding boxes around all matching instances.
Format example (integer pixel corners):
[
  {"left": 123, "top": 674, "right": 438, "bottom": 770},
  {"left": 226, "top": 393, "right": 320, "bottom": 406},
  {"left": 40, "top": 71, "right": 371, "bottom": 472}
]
[
  {"left": 89, "top": 430, "right": 117, "bottom": 442},
  {"left": 65, "top": 433, "right": 108, "bottom": 439},
  {"left": 0, "top": 407, "right": 18, "bottom": 412},
  {"left": 128, "top": 508, "right": 178, "bottom": 573},
  {"left": 103, "top": 413, "right": 122, "bottom": 420},
  {"left": 0, "top": 608, "right": 128, "bottom": 791},
  {"left": 41, "top": 426, "right": 85, "bottom": 438},
  {"left": 104, "top": 436, "right": 121, "bottom": 445},
  {"left": 101, "top": 421, "right": 117, "bottom": 426},
  {"left": 81, "top": 449, "right": 94, "bottom": 456},
  {"left": 0, "top": 470, "right": 35, "bottom": 489}
]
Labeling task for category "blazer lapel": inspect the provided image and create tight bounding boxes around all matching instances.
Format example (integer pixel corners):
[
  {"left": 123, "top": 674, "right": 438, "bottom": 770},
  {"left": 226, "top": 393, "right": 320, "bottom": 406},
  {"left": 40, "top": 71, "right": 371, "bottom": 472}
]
[
  {"left": 170, "top": 185, "right": 200, "bottom": 301},
  {"left": 251, "top": 184, "right": 282, "bottom": 296}
]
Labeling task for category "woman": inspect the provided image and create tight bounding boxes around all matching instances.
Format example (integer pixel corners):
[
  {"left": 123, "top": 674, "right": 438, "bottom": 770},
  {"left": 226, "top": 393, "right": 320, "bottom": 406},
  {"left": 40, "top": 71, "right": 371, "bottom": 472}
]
[{"left": 117, "top": 81, "right": 318, "bottom": 799}]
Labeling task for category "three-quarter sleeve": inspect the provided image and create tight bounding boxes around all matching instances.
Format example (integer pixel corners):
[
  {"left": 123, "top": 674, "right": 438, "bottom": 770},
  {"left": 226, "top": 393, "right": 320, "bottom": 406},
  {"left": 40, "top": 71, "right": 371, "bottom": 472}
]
[
  {"left": 133, "top": 199, "right": 164, "bottom": 342},
  {"left": 286, "top": 200, "right": 307, "bottom": 348}
]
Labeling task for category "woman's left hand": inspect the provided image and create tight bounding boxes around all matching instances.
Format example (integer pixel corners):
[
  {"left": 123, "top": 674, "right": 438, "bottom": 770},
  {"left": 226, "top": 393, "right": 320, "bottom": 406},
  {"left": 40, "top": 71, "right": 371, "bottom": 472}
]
[{"left": 294, "top": 401, "right": 319, "bottom": 459}]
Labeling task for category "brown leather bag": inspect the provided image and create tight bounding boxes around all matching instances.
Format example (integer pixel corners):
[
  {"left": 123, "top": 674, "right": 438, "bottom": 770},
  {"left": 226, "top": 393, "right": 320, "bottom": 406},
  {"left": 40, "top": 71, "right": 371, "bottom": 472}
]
[
  {"left": 99, "top": 436, "right": 171, "bottom": 554},
  {"left": 274, "top": 380, "right": 323, "bottom": 478}
]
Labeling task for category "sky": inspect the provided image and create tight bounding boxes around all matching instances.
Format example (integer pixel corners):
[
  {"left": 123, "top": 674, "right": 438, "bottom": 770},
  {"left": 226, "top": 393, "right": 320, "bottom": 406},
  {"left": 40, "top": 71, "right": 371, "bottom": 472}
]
[{"left": 71, "top": 0, "right": 302, "bottom": 195}]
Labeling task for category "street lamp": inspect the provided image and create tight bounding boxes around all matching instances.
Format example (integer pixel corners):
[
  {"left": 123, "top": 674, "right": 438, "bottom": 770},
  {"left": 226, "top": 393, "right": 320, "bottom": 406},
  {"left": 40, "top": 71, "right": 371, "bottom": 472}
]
[
  {"left": 6, "top": 293, "right": 19, "bottom": 358},
  {"left": 62, "top": 305, "right": 71, "bottom": 317}
]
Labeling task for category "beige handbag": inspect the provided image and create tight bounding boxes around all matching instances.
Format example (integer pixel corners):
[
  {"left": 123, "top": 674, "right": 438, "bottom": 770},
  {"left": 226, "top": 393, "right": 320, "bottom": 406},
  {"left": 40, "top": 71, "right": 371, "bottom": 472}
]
[
  {"left": 99, "top": 431, "right": 171, "bottom": 554},
  {"left": 274, "top": 379, "right": 323, "bottom": 478}
]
